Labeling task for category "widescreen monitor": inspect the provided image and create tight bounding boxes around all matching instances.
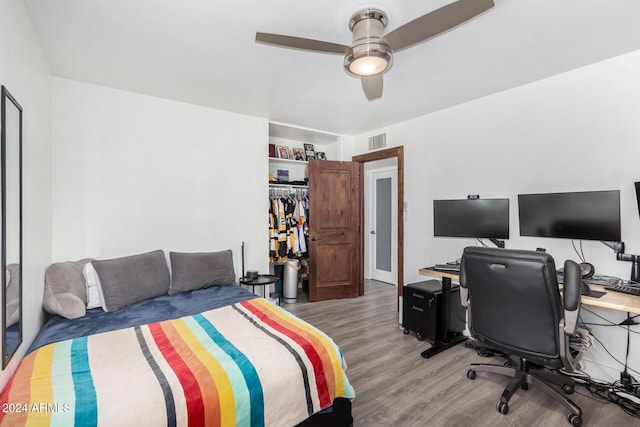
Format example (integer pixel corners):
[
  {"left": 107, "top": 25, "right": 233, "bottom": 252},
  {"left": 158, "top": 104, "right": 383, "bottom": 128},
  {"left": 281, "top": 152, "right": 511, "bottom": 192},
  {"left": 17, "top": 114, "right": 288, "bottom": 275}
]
[
  {"left": 518, "top": 190, "right": 621, "bottom": 242},
  {"left": 433, "top": 198, "right": 509, "bottom": 239}
]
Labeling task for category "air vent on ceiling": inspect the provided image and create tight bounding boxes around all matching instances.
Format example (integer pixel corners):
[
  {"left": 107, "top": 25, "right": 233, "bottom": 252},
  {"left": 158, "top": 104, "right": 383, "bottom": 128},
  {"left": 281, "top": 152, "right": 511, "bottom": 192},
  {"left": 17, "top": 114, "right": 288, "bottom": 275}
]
[{"left": 368, "top": 133, "right": 387, "bottom": 150}]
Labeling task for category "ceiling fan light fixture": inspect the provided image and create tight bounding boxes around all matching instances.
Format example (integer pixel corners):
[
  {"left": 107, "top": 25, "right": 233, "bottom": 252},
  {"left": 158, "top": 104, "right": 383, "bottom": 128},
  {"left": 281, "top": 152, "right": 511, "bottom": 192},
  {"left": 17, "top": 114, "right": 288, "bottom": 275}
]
[
  {"left": 343, "top": 8, "right": 392, "bottom": 77},
  {"left": 349, "top": 55, "right": 387, "bottom": 76},
  {"left": 255, "top": 1, "right": 496, "bottom": 99},
  {"left": 344, "top": 44, "right": 393, "bottom": 77}
]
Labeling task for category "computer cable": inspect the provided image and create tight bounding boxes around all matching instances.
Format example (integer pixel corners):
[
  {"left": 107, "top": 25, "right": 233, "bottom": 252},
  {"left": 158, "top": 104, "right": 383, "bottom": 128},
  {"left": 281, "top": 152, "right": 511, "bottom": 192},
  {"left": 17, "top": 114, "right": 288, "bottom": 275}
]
[
  {"left": 474, "top": 238, "right": 488, "bottom": 248},
  {"left": 559, "top": 368, "right": 640, "bottom": 418},
  {"left": 580, "top": 306, "right": 640, "bottom": 334},
  {"left": 572, "top": 239, "right": 586, "bottom": 263},
  {"left": 576, "top": 313, "right": 640, "bottom": 378},
  {"left": 474, "top": 346, "right": 508, "bottom": 358},
  {"left": 590, "top": 273, "right": 623, "bottom": 285},
  {"left": 569, "top": 325, "right": 594, "bottom": 352},
  {"left": 625, "top": 313, "right": 631, "bottom": 378},
  {"left": 577, "top": 321, "right": 640, "bottom": 415},
  {"left": 563, "top": 307, "right": 640, "bottom": 416},
  {"left": 587, "top": 331, "right": 640, "bottom": 379},
  {"left": 585, "top": 378, "right": 640, "bottom": 418}
]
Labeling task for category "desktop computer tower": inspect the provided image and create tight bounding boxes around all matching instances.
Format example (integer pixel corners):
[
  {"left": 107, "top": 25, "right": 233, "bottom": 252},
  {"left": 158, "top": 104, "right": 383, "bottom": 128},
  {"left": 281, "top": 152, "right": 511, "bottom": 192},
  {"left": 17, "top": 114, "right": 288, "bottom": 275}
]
[{"left": 402, "top": 280, "right": 465, "bottom": 342}]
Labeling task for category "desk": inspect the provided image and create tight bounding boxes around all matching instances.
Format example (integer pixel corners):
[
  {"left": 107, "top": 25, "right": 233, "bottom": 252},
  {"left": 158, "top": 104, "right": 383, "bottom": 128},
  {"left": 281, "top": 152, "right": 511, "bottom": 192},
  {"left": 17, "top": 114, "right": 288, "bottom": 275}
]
[
  {"left": 411, "top": 269, "right": 467, "bottom": 358},
  {"left": 419, "top": 268, "right": 640, "bottom": 315}
]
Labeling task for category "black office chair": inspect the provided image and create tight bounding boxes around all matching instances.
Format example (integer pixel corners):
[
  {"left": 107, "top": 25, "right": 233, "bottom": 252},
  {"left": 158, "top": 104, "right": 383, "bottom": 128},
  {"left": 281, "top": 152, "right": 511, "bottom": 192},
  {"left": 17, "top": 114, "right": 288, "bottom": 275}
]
[{"left": 459, "top": 247, "right": 584, "bottom": 426}]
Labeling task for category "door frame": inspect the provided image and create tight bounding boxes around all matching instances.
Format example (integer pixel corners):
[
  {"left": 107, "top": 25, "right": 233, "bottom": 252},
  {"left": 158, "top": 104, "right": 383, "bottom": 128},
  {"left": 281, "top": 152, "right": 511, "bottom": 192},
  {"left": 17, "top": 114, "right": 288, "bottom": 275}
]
[{"left": 352, "top": 146, "right": 404, "bottom": 310}]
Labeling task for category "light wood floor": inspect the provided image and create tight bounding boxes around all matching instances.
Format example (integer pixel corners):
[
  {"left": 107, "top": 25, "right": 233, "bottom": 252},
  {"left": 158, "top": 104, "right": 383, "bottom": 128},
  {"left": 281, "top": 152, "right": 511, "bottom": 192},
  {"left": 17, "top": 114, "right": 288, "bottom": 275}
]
[{"left": 285, "top": 280, "right": 637, "bottom": 427}]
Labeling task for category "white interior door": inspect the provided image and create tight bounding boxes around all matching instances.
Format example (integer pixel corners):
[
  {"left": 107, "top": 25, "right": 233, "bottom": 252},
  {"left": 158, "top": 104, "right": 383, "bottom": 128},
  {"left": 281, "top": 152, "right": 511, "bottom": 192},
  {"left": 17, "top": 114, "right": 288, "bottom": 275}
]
[{"left": 366, "top": 166, "right": 397, "bottom": 285}]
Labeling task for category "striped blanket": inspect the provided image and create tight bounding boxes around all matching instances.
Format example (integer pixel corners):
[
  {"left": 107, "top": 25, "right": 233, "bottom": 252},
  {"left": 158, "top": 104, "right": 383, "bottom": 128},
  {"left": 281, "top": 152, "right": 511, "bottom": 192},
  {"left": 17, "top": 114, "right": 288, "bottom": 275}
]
[{"left": 0, "top": 298, "right": 355, "bottom": 426}]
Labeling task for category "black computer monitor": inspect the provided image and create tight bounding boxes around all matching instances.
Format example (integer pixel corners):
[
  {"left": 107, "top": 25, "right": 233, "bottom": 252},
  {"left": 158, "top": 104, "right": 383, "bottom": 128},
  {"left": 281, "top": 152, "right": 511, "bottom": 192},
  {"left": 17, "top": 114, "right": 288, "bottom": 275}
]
[
  {"left": 433, "top": 198, "right": 510, "bottom": 242},
  {"left": 518, "top": 190, "right": 621, "bottom": 242}
]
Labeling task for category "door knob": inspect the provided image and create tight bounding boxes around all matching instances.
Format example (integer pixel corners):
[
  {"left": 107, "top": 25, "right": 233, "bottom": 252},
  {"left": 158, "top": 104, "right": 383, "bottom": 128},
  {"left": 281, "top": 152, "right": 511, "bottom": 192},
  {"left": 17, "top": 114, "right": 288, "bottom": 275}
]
[
  {"left": 311, "top": 236, "right": 317, "bottom": 241},
  {"left": 370, "top": 230, "right": 376, "bottom": 234}
]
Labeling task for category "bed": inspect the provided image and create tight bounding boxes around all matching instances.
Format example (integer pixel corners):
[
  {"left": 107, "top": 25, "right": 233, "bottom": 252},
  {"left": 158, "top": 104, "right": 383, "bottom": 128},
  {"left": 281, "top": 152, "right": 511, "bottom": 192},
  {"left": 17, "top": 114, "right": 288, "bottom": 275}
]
[{"left": 0, "top": 250, "right": 355, "bottom": 426}]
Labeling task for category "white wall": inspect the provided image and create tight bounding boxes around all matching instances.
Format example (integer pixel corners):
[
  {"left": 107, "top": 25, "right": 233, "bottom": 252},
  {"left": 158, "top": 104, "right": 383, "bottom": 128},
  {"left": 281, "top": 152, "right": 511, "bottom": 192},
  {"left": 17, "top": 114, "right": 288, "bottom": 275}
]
[
  {"left": 350, "top": 50, "right": 640, "bottom": 381},
  {"left": 0, "top": 0, "right": 53, "bottom": 388},
  {"left": 52, "top": 78, "right": 269, "bottom": 278}
]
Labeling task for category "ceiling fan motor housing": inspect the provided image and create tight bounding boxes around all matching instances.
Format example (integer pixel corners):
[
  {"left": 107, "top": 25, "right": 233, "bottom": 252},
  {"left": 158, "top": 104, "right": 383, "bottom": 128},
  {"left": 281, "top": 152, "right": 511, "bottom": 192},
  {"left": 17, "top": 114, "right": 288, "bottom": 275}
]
[{"left": 344, "top": 9, "right": 393, "bottom": 77}]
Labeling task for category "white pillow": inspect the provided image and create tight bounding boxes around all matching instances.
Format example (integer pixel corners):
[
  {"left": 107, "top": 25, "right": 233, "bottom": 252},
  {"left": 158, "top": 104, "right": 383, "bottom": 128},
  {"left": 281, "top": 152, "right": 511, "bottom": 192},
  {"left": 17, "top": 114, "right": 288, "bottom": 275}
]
[{"left": 83, "top": 262, "right": 105, "bottom": 310}]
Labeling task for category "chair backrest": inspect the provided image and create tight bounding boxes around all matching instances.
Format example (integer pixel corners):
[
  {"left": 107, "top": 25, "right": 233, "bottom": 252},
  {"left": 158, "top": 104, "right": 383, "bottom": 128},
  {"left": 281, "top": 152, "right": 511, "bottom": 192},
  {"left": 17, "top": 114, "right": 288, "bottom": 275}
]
[{"left": 460, "top": 247, "right": 565, "bottom": 366}]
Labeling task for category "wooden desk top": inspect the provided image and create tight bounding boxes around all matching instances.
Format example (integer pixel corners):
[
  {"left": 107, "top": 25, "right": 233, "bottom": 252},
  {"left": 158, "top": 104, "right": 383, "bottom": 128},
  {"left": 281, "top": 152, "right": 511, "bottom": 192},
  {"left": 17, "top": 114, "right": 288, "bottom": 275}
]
[{"left": 419, "top": 268, "right": 640, "bottom": 315}]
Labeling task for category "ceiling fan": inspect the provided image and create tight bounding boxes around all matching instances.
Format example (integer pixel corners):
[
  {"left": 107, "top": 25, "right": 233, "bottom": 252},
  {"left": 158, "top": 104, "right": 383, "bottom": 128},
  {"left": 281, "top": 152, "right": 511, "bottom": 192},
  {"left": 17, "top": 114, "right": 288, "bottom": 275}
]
[{"left": 256, "top": 0, "right": 495, "bottom": 101}]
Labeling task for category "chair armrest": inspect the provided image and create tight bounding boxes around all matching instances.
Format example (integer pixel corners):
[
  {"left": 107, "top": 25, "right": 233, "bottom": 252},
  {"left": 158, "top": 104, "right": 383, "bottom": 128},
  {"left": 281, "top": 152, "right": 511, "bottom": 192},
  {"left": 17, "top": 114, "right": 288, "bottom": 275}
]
[
  {"left": 459, "top": 259, "right": 469, "bottom": 308},
  {"left": 562, "top": 259, "right": 581, "bottom": 335},
  {"left": 459, "top": 287, "right": 469, "bottom": 308}
]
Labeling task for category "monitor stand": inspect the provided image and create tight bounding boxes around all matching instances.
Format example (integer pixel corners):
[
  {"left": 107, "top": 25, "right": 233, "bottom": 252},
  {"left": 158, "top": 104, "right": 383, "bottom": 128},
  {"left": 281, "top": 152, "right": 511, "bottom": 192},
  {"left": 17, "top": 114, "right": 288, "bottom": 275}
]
[
  {"left": 488, "top": 238, "right": 505, "bottom": 248},
  {"left": 619, "top": 254, "right": 640, "bottom": 283},
  {"left": 580, "top": 280, "right": 592, "bottom": 296}
]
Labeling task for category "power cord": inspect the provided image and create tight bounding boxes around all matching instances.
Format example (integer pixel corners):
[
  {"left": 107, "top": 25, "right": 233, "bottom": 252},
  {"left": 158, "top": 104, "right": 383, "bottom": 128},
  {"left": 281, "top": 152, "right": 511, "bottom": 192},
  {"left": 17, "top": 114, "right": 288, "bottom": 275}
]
[
  {"left": 560, "top": 369, "right": 640, "bottom": 418},
  {"left": 473, "top": 341, "right": 640, "bottom": 417},
  {"left": 475, "top": 238, "right": 488, "bottom": 248},
  {"left": 560, "top": 311, "right": 640, "bottom": 417},
  {"left": 581, "top": 319, "right": 640, "bottom": 379},
  {"left": 572, "top": 239, "right": 586, "bottom": 263},
  {"left": 474, "top": 346, "right": 507, "bottom": 358},
  {"left": 580, "top": 306, "right": 639, "bottom": 331},
  {"left": 466, "top": 340, "right": 508, "bottom": 358}
]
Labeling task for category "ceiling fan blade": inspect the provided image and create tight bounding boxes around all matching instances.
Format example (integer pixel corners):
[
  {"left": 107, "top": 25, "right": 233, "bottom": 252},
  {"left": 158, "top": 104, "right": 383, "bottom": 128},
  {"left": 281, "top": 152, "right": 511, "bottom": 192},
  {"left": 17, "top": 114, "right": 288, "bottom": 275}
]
[
  {"left": 384, "top": 0, "right": 494, "bottom": 52},
  {"left": 361, "top": 74, "right": 383, "bottom": 101},
  {"left": 256, "top": 32, "right": 349, "bottom": 55}
]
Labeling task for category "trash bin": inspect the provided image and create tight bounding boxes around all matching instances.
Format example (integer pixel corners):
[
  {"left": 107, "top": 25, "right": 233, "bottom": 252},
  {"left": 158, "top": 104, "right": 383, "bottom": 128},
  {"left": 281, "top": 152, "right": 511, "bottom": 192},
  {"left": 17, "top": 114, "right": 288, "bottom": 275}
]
[{"left": 283, "top": 259, "right": 300, "bottom": 303}]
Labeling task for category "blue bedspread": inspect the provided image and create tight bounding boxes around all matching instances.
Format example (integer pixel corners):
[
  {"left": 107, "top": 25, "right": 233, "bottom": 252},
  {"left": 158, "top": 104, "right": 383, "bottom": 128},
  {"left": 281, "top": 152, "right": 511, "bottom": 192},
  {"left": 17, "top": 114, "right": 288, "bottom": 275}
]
[{"left": 29, "top": 284, "right": 256, "bottom": 353}]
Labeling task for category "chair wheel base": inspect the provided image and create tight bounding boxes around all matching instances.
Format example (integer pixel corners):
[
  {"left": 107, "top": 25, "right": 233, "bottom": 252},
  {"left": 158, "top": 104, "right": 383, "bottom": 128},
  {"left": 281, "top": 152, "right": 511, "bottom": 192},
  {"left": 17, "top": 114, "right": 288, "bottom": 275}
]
[
  {"left": 567, "top": 413, "right": 582, "bottom": 426},
  {"left": 562, "top": 384, "right": 574, "bottom": 394},
  {"left": 497, "top": 401, "right": 509, "bottom": 415},
  {"left": 467, "top": 369, "right": 476, "bottom": 380}
]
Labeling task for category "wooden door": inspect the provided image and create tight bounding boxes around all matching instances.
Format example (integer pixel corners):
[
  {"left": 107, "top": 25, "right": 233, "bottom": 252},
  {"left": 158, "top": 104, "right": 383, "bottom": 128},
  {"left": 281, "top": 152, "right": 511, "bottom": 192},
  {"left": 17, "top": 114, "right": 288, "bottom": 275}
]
[{"left": 308, "top": 159, "right": 361, "bottom": 301}]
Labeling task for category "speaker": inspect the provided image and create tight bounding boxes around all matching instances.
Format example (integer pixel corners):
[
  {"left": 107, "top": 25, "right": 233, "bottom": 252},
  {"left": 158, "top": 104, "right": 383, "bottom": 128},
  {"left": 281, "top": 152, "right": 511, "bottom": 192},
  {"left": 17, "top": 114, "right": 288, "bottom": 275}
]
[{"left": 579, "top": 262, "right": 594, "bottom": 279}]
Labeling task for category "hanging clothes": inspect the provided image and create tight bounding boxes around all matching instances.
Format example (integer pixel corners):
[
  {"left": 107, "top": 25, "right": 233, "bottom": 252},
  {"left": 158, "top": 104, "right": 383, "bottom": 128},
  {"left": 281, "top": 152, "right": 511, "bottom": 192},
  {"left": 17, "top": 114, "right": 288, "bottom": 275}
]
[
  {"left": 269, "top": 187, "right": 309, "bottom": 263},
  {"left": 294, "top": 198, "right": 308, "bottom": 255}
]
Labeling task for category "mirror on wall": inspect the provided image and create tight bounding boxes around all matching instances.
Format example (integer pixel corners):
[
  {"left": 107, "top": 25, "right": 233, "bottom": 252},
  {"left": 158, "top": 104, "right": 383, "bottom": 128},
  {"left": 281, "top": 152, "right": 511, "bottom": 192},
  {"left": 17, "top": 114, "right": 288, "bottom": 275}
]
[{"left": 1, "top": 85, "right": 23, "bottom": 368}]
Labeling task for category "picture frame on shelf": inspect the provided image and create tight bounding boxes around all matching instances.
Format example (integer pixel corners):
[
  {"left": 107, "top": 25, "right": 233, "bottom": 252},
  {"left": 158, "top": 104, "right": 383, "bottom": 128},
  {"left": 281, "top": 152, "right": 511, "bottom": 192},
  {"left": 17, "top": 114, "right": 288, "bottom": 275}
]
[
  {"left": 277, "top": 169, "right": 289, "bottom": 182},
  {"left": 316, "top": 152, "right": 326, "bottom": 160},
  {"left": 292, "top": 147, "right": 306, "bottom": 161},
  {"left": 277, "top": 145, "right": 290, "bottom": 159},
  {"left": 303, "top": 143, "right": 315, "bottom": 160},
  {"left": 268, "top": 143, "right": 276, "bottom": 158}
]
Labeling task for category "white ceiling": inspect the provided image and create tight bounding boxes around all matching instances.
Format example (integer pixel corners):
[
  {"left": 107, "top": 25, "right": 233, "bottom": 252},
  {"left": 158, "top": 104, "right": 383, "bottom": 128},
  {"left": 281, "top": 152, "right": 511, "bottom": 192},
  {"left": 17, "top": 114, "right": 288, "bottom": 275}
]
[{"left": 23, "top": 0, "right": 640, "bottom": 135}]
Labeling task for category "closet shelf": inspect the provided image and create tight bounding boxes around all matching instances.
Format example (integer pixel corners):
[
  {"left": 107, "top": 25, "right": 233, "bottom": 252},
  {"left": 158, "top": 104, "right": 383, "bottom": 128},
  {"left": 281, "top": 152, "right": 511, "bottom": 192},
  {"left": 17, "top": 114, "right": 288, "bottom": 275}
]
[
  {"left": 269, "top": 182, "right": 308, "bottom": 188},
  {"left": 269, "top": 157, "right": 308, "bottom": 165}
]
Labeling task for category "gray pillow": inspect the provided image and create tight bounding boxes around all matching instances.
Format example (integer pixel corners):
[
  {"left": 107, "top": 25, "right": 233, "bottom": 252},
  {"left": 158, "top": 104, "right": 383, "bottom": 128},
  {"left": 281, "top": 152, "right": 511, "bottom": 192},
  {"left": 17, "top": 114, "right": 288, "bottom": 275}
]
[
  {"left": 169, "top": 250, "right": 236, "bottom": 295},
  {"left": 43, "top": 259, "right": 92, "bottom": 319},
  {"left": 6, "top": 264, "right": 21, "bottom": 326},
  {"left": 92, "top": 250, "right": 170, "bottom": 312}
]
